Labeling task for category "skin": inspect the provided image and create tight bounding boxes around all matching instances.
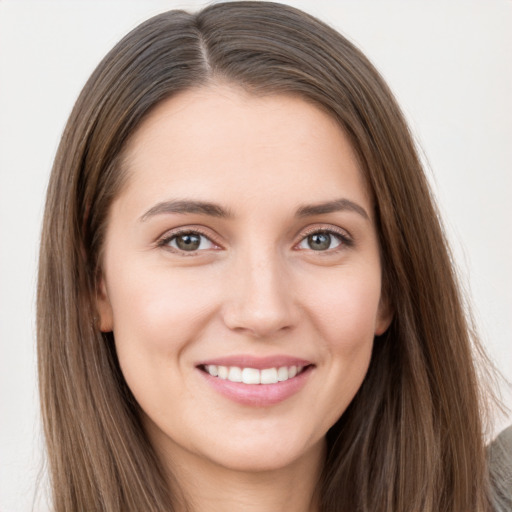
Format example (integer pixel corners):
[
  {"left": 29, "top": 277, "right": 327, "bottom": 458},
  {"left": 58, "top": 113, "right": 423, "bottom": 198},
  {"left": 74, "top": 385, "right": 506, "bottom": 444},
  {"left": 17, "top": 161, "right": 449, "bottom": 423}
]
[{"left": 97, "top": 84, "right": 391, "bottom": 512}]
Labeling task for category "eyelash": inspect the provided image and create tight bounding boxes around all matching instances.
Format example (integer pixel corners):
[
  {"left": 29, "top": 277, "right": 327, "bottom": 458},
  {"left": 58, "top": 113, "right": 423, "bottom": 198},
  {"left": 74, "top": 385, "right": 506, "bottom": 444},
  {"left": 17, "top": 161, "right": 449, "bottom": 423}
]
[
  {"left": 157, "top": 227, "right": 220, "bottom": 255},
  {"left": 157, "top": 226, "right": 353, "bottom": 255},
  {"left": 298, "top": 226, "right": 353, "bottom": 252}
]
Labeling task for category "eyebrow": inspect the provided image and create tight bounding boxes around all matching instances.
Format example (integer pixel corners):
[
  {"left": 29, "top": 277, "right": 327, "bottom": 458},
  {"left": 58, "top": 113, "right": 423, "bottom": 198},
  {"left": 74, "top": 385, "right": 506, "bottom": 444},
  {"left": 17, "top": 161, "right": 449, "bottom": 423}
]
[
  {"left": 140, "top": 200, "right": 233, "bottom": 222},
  {"left": 139, "top": 197, "right": 369, "bottom": 222},
  {"left": 295, "top": 198, "right": 370, "bottom": 220}
]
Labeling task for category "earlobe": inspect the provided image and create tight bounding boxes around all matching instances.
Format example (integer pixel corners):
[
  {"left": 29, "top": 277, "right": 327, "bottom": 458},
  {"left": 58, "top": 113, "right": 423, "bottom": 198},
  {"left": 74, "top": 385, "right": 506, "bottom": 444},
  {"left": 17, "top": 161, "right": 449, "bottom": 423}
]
[
  {"left": 96, "top": 276, "right": 114, "bottom": 332},
  {"left": 375, "top": 297, "right": 393, "bottom": 336}
]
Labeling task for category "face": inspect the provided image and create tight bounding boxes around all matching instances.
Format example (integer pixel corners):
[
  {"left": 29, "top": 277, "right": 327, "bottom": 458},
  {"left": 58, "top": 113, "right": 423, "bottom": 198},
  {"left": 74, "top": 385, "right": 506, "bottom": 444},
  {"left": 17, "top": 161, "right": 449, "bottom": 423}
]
[{"left": 97, "top": 85, "right": 391, "bottom": 476}]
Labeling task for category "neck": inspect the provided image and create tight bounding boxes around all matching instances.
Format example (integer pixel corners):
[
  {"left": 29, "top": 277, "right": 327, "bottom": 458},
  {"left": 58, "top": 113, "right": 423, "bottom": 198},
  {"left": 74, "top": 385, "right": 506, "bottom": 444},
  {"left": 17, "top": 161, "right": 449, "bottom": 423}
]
[{"left": 160, "top": 439, "right": 325, "bottom": 512}]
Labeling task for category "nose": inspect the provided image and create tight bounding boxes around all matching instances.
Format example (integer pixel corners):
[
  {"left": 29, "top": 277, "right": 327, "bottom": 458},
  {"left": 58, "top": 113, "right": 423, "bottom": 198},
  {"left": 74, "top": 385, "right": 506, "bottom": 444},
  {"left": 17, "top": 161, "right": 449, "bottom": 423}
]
[{"left": 221, "top": 248, "right": 299, "bottom": 339}]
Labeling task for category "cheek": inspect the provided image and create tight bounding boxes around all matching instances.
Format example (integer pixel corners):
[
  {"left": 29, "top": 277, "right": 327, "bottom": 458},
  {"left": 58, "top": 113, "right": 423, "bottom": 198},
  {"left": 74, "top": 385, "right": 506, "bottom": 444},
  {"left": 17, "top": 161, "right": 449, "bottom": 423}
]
[
  {"left": 302, "top": 266, "right": 383, "bottom": 350},
  {"left": 295, "top": 265, "right": 382, "bottom": 419},
  {"left": 106, "top": 262, "right": 219, "bottom": 364},
  {"left": 104, "top": 263, "right": 223, "bottom": 427}
]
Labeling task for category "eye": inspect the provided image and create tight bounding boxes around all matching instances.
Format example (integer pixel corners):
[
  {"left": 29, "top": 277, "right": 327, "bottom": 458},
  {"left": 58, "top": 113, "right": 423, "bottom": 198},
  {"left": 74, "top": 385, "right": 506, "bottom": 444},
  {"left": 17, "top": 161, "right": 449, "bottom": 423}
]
[
  {"left": 161, "top": 231, "right": 217, "bottom": 252},
  {"left": 297, "top": 230, "right": 348, "bottom": 251}
]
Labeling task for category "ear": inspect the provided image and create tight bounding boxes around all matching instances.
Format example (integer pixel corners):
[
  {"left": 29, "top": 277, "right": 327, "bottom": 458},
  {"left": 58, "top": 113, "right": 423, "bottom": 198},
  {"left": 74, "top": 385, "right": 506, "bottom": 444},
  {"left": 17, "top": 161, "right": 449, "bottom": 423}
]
[
  {"left": 375, "top": 295, "right": 393, "bottom": 336},
  {"left": 96, "top": 274, "right": 113, "bottom": 332}
]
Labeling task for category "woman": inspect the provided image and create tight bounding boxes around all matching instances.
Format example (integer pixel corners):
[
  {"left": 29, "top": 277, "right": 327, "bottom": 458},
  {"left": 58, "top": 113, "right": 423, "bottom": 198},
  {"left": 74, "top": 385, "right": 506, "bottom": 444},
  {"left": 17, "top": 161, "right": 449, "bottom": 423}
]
[{"left": 37, "top": 2, "right": 508, "bottom": 511}]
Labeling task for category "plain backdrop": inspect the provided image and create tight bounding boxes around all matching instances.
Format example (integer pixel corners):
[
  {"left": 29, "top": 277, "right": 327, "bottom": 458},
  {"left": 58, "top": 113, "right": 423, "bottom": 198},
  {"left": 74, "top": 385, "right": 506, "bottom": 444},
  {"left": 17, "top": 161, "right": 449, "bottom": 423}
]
[{"left": 1, "top": 1, "right": 511, "bottom": 510}]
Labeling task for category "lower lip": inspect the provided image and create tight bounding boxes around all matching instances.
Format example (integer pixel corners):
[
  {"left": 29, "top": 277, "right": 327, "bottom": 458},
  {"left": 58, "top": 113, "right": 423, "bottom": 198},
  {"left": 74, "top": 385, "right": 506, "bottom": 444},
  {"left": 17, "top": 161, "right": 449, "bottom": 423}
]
[{"left": 197, "top": 366, "right": 313, "bottom": 407}]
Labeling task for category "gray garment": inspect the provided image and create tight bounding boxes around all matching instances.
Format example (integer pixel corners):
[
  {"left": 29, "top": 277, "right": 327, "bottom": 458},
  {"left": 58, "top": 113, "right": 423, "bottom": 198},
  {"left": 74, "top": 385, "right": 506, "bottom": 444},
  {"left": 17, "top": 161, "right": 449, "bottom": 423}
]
[{"left": 489, "top": 425, "right": 512, "bottom": 511}]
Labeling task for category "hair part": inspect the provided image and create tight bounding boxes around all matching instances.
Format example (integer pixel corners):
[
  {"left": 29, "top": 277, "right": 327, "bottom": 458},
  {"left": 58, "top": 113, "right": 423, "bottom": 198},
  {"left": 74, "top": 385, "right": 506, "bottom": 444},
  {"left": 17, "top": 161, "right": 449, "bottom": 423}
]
[{"left": 38, "top": 2, "right": 496, "bottom": 510}]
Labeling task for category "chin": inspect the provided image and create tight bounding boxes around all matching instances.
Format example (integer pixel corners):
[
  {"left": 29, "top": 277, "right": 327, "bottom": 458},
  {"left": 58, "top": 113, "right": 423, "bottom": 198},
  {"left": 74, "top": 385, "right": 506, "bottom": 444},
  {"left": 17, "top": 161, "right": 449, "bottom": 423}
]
[{"left": 198, "top": 429, "right": 326, "bottom": 474}]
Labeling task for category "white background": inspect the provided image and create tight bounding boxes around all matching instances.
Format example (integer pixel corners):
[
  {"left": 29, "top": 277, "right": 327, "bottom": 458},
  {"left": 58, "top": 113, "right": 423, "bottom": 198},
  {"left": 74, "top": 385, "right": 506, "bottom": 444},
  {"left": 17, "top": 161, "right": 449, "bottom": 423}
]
[{"left": 1, "top": 1, "right": 511, "bottom": 510}]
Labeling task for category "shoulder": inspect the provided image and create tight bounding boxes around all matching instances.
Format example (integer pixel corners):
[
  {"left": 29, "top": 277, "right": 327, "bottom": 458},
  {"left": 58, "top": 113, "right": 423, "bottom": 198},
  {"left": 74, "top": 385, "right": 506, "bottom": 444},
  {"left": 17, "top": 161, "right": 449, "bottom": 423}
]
[{"left": 489, "top": 425, "right": 512, "bottom": 512}]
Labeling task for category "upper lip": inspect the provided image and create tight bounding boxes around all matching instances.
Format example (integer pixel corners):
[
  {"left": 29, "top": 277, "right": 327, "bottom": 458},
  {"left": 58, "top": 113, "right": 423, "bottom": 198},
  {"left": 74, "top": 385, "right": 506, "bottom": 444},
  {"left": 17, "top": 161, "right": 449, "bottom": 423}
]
[{"left": 196, "top": 354, "right": 314, "bottom": 370}]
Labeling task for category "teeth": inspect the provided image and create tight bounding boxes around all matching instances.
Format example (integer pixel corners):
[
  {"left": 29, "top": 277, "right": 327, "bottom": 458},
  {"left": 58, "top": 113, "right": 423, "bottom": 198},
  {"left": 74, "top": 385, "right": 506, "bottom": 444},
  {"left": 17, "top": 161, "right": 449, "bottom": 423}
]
[
  {"left": 277, "top": 366, "right": 288, "bottom": 381},
  {"left": 242, "top": 367, "right": 260, "bottom": 384},
  {"left": 261, "top": 368, "right": 278, "bottom": 384},
  {"left": 228, "top": 366, "right": 242, "bottom": 382},
  {"left": 204, "top": 364, "right": 305, "bottom": 384},
  {"left": 218, "top": 365, "right": 228, "bottom": 379}
]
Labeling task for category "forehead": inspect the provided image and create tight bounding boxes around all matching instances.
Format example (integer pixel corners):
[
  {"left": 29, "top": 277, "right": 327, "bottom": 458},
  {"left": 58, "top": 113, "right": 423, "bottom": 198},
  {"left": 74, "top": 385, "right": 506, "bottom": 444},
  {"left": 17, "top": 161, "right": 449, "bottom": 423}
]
[{"left": 118, "top": 84, "right": 371, "bottom": 218}]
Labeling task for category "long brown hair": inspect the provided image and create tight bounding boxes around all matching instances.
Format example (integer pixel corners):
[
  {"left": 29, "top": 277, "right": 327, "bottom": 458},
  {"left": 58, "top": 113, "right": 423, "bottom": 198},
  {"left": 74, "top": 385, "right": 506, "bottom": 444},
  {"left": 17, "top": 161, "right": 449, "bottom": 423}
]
[{"left": 37, "top": 2, "right": 495, "bottom": 510}]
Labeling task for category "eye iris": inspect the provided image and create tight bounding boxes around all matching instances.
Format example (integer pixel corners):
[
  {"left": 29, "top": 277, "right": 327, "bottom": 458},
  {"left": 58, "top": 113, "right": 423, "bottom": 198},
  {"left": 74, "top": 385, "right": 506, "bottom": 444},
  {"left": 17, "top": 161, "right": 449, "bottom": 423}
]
[
  {"left": 176, "top": 233, "right": 201, "bottom": 251},
  {"left": 308, "top": 232, "right": 331, "bottom": 251}
]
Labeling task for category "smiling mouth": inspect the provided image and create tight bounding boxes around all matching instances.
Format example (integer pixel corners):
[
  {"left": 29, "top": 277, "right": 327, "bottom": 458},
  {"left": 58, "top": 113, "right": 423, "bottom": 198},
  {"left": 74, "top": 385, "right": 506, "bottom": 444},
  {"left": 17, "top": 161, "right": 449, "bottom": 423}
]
[{"left": 198, "top": 364, "right": 311, "bottom": 385}]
